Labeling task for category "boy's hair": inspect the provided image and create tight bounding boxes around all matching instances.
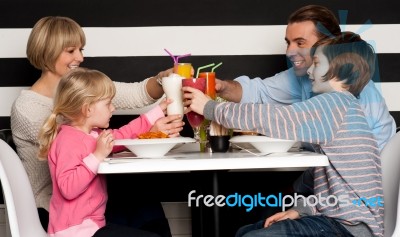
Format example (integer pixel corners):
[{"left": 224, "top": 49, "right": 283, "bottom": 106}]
[
  {"left": 27, "top": 16, "right": 86, "bottom": 72},
  {"left": 311, "top": 32, "right": 375, "bottom": 97},
  {"left": 38, "top": 68, "right": 116, "bottom": 159},
  {"left": 288, "top": 5, "right": 341, "bottom": 40}
]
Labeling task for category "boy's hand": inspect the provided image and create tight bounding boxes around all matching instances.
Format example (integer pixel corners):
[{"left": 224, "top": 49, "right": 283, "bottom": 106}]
[
  {"left": 264, "top": 210, "right": 300, "bottom": 228},
  {"left": 182, "top": 86, "right": 211, "bottom": 115}
]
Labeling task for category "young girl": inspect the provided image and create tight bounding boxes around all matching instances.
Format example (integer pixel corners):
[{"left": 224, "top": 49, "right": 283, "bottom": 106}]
[
  {"left": 183, "top": 32, "right": 383, "bottom": 237},
  {"left": 38, "top": 68, "right": 164, "bottom": 237}
]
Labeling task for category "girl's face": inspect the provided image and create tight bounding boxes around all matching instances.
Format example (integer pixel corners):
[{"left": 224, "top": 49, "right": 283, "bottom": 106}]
[
  {"left": 54, "top": 45, "right": 84, "bottom": 77},
  {"left": 88, "top": 97, "right": 115, "bottom": 129},
  {"left": 307, "top": 46, "right": 335, "bottom": 94}
]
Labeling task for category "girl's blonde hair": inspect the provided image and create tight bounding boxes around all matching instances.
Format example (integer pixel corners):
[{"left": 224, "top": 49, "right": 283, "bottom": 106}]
[
  {"left": 27, "top": 16, "right": 86, "bottom": 72},
  {"left": 38, "top": 68, "right": 116, "bottom": 159}
]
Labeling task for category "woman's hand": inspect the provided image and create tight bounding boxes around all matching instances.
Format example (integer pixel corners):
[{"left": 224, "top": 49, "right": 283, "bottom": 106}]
[
  {"left": 182, "top": 86, "right": 211, "bottom": 115},
  {"left": 147, "top": 68, "right": 174, "bottom": 100},
  {"left": 264, "top": 210, "right": 300, "bottom": 228},
  {"left": 93, "top": 129, "right": 114, "bottom": 161},
  {"left": 157, "top": 67, "right": 174, "bottom": 79},
  {"left": 150, "top": 115, "right": 184, "bottom": 137}
]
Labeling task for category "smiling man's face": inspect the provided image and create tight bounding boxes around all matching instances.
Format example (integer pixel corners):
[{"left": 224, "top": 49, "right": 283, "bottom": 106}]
[{"left": 285, "top": 21, "right": 320, "bottom": 77}]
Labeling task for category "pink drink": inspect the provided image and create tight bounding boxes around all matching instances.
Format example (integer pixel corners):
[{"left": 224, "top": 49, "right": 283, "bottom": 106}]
[
  {"left": 182, "top": 78, "right": 206, "bottom": 128},
  {"left": 187, "top": 112, "right": 204, "bottom": 128}
]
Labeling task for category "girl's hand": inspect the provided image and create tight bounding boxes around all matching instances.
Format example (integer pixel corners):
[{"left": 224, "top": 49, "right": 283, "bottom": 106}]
[
  {"left": 182, "top": 86, "right": 211, "bottom": 115},
  {"left": 158, "top": 98, "right": 172, "bottom": 114},
  {"left": 150, "top": 115, "right": 184, "bottom": 137},
  {"left": 264, "top": 210, "right": 300, "bottom": 228},
  {"left": 93, "top": 129, "right": 114, "bottom": 161}
]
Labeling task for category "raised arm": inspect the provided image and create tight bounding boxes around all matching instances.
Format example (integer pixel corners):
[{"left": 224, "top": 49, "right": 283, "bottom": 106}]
[
  {"left": 204, "top": 92, "right": 352, "bottom": 145},
  {"left": 112, "top": 68, "right": 173, "bottom": 109}
]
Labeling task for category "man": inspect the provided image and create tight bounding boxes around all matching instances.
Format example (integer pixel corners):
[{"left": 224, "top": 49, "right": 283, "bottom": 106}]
[
  {"left": 184, "top": 31, "right": 384, "bottom": 237},
  {"left": 216, "top": 5, "right": 395, "bottom": 152}
]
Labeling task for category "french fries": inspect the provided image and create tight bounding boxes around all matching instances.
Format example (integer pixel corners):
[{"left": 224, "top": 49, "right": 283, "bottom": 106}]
[{"left": 138, "top": 131, "right": 168, "bottom": 139}]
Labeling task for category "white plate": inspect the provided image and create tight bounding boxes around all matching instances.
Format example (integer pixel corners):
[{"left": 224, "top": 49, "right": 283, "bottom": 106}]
[
  {"left": 114, "top": 137, "right": 196, "bottom": 158},
  {"left": 230, "top": 135, "right": 296, "bottom": 153}
]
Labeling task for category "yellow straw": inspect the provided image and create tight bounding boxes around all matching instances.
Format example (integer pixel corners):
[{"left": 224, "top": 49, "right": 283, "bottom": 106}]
[
  {"left": 196, "top": 63, "right": 215, "bottom": 78},
  {"left": 211, "top": 62, "right": 223, "bottom": 72}
]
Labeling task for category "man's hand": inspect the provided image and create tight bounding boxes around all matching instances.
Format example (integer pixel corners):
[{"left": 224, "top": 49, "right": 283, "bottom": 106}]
[{"left": 215, "top": 79, "right": 243, "bottom": 102}]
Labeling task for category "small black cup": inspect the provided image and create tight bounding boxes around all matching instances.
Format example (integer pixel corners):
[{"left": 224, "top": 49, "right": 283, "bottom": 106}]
[{"left": 209, "top": 135, "right": 230, "bottom": 153}]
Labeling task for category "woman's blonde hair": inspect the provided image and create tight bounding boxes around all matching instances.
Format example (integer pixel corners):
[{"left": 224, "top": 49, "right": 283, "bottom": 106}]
[
  {"left": 27, "top": 16, "right": 86, "bottom": 72},
  {"left": 38, "top": 68, "right": 116, "bottom": 159}
]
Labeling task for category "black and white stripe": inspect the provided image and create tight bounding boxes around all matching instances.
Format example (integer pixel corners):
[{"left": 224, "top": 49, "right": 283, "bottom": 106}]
[{"left": 1, "top": 0, "right": 399, "bottom": 129}]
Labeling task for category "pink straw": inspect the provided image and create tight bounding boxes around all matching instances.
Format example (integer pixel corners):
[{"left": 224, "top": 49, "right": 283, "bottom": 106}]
[
  {"left": 164, "top": 48, "right": 177, "bottom": 64},
  {"left": 176, "top": 53, "right": 191, "bottom": 63}
]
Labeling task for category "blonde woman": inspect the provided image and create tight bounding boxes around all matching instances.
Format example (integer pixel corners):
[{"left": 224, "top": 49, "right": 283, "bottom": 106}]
[
  {"left": 39, "top": 67, "right": 164, "bottom": 237},
  {"left": 11, "top": 16, "right": 178, "bottom": 236}
]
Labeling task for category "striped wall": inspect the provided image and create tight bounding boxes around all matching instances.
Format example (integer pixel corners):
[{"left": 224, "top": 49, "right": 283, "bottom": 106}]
[{"left": 1, "top": 0, "right": 400, "bottom": 130}]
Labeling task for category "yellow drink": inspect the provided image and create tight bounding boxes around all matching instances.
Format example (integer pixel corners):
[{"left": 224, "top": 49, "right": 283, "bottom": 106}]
[{"left": 174, "top": 63, "right": 192, "bottom": 78}]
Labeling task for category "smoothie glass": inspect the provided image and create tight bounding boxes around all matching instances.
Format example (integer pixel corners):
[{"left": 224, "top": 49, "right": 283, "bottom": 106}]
[
  {"left": 182, "top": 77, "right": 206, "bottom": 142},
  {"left": 162, "top": 73, "right": 184, "bottom": 116}
]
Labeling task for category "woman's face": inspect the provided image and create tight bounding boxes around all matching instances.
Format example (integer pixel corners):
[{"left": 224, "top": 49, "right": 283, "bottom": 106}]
[
  {"left": 307, "top": 46, "right": 335, "bottom": 94},
  {"left": 54, "top": 45, "right": 84, "bottom": 77}
]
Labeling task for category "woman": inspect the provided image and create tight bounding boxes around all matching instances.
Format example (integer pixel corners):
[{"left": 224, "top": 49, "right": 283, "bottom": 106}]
[{"left": 10, "top": 16, "right": 181, "bottom": 237}]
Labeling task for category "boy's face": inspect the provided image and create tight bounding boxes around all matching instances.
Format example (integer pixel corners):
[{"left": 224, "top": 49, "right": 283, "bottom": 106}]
[
  {"left": 285, "top": 21, "right": 319, "bottom": 77},
  {"left": 307, "top": 46, "right": 335, "bottom": 94}
]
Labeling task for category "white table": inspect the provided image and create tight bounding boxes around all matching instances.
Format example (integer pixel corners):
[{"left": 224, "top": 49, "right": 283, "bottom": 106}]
[
  {"left": 99, "top": 145, "right": 328, "bottom": 174},
  {"left": 98, "top": 144, "right": 329, "bottom": 237}
]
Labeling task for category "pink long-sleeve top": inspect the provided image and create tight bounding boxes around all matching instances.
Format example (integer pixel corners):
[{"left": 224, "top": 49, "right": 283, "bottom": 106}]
[{"left": 47, "top": 106, "right": 164, "bottom": 237}]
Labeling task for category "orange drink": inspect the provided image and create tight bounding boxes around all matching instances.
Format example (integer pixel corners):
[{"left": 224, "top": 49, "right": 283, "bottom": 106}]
[
  {"left": 174, "top": 63, "right": 192, "bottom": 78},
  {"left": 198, "top": 72, "right": 216, "bottom": 99}
]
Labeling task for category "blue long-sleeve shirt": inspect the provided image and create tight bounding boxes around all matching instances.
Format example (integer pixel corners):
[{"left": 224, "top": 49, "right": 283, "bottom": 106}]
[{"left": 235, "top": 68, "right": 395, "bottom": 151}]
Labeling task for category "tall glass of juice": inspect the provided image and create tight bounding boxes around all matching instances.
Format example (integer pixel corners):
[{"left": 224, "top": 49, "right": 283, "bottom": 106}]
[
  {"left": 174, "top": 63, "right": 192, "bottom": 79},
  {"left": 198, "top": 72, "right": 216, "bottom": 100}
]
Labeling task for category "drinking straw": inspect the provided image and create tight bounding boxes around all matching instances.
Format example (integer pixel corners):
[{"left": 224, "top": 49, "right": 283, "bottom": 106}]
[
  {"left": 211, "top": 62, "right": 223, "bottom": 72},
  {"left": 164, "top": 48, "right": 192, "bottom": 64},
  {"left": 196, "top": 63, "right": 215, "bottom": 78},
  {"left": 164, "top": 48, "right": 177, "bottom": 64},
  {"left": 176, "top": 53, "right": 191, "bottom": 63}
]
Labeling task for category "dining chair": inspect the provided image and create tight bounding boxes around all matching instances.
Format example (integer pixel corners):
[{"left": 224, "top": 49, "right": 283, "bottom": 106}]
[
  {"left": 0, "top": 139, "right": 47, "bottom": 237},
  {"left": 381, "top": 131, "right": 400, "bottom": 237},
  {"left": 391, "top": 183, "right": 400, "bottom": 237},
  {"left": 0, "top": 129, "right": 16, "bottom": 151}
]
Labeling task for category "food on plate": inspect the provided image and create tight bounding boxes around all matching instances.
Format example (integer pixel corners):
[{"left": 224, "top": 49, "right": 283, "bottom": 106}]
[
  {"left": 232, "top": 130, "right": 259, "bottom": 136},
  {"left": 138, "top": 131, "right": 168, "bottom": 139}
]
